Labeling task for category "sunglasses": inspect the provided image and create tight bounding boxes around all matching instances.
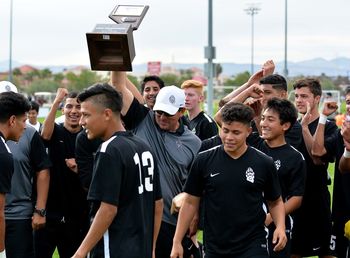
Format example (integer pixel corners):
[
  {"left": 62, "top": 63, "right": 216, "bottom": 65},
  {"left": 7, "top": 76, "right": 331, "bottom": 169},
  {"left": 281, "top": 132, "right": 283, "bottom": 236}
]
[{"left": 155, "top": 110, "right": 176, "bottom": 117}]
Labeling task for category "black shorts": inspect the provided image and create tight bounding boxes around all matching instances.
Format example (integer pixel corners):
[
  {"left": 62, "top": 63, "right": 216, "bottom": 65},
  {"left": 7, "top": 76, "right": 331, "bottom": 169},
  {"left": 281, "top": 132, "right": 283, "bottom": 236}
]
[
  {"left": 291, "top": 193, "right": 333, "bottom": 256},
  {"left": 331, "top": 216, "right": 350, "bottom": 258},
  {"left": 205, "top": 236, "right": 268, "bottom": 258}
]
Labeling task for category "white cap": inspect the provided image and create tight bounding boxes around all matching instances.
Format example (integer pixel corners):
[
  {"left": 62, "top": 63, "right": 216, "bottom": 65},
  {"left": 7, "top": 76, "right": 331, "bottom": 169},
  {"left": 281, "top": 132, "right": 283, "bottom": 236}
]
[
  {"left": 153, "top": 85, "right": 185, "bottom": 115},
  {"left": 0, "top": 81, "right": 18, "bottom": 93}
]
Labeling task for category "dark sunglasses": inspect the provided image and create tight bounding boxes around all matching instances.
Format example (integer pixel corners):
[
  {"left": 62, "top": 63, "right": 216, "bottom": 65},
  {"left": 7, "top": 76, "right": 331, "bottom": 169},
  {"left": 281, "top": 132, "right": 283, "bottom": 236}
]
[{"left": 155, "top": 110, "right": 176, "bottom": 117}]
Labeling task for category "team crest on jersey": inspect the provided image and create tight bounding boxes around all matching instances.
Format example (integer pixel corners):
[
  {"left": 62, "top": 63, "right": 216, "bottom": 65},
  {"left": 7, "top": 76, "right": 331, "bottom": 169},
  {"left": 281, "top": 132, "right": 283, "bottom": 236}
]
[
  {"left": 246, "top": 167, "right": 255, "bottom": 183},
  {"left": 274, "top": 160, "right": 281, "bottom": 171}
]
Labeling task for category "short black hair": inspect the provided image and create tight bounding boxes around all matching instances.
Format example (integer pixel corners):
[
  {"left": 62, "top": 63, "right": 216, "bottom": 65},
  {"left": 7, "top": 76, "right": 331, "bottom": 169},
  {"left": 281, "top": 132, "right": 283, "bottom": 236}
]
[
  {"left": 67, "top": 91, "right": 78, "bottom": 99},
  {"left": 0, "top": 92, "right": 31, "bottom": 123},
  {"left": 264, "top": 98, "right": 297, "bottom": 132},
  {"left": 221, "top": 102, "right": 254, "bottom": 126},
  {"left": 77, "top": 83, "right": 122, "bottom": 114},
  {"left": 293, "top": 78, "right": 322, "bottom": 97},
  {"left": 29, "top": 101, "right": 40, "bottom": 113},
  {"left": 260, "top": 74, "right": 287, "bottom": 91},
  {"left": 141, "top": 76, "right": 165, "bottom": 93}
]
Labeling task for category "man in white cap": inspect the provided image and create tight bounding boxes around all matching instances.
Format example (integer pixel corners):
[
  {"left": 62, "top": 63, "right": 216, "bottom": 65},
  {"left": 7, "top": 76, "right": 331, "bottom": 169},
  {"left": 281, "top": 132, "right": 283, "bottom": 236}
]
[
  {"left": 0, "top": 81, "right": 18, "bottom": 94},
  {"left": 110, "top": 71, "right": 202, "bottom": 258},
  {"left": 0, "top": 81, "right": 31, "bottom": 258}
]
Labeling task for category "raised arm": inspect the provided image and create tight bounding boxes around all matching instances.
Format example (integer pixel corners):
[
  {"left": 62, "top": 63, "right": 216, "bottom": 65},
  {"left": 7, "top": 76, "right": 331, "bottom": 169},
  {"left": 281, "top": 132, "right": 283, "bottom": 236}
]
[
  {"left": 339, "top": 122, "right": 350, "bottom": 173},
  {"left": 41, "top": 88, "right": 68, "bottom": 140},
  {"left": 110, "top": 71, "right": 134, "bottom": 116},
  {"left": 214, "top": 84, "right": 263, "bottom": 127},
  {"left": 126, "top": 77, "right": 144, "bottom": 104},
  {"left": 312, "top": 102, "right": 338, "bottom": 157},
  {"left": 300, "top": 103, "right": 322, "bottom": 164},
  {"left": 220, "top": 60, "right": 274, "bottom": 105}
]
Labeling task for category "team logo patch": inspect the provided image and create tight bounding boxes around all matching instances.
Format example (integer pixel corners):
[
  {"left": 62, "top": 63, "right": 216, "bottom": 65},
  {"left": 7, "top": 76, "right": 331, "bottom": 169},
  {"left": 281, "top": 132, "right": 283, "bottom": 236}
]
[
  {"left": 246, "top": 167, "right": 255, "bottom": 183},
  {"left": 274, "top": 160, "right": 281, "bottom": 171},
  {"left": 169, "top": 95, "right": 175, "bottom": 104}
]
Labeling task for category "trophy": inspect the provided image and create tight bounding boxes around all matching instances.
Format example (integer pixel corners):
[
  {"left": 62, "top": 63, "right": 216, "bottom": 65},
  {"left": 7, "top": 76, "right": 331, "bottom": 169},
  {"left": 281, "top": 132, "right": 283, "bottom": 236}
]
[{"left": 86, "top": 4, "right": 149, "bottom": 71}]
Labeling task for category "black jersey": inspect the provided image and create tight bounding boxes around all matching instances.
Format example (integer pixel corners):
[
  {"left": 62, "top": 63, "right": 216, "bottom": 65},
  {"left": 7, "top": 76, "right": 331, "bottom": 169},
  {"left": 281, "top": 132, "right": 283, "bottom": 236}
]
[
  {"left": 325, "top": 129, "right": 350, "bottom": 219},
  {"left": 185, "top": 111, "right": 218, "bottom": 140},
  {"left": 0, "top": 132, "right": 13, "bottom": 194},
  {"left": 299, "top": 118, "right": 337, "bottom": 196},
  {"left": 200, "top": 135, "right": 222, "bottom": 152},
  {"left": 43, "top": 123, "right": 85, "bottom": 221},
  {"left": 291, "top": 118, "right": 338, "bottom": 256},
  {"left": 88, "top": 131, "right": 161, "bottom": 258},
  {"left": 184, "top": 145, "right": 281, "bottom": 256},
  {"left": 247, "top": 134, "right": 306, "bottom": 201},
  {"left": 75, "top": 130, "right": 102, "bottom": 190},
  {"left": 324, "top": 129, "right": 350, "bottom": 257}
]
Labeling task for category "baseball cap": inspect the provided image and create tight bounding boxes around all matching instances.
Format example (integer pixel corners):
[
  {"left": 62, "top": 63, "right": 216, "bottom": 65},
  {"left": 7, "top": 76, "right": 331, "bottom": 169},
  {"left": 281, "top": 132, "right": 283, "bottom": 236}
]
[
  {"left": 0, "top": 81, "right": 18, "bottom": 93},
  {"left": 153, "top": 85, "right": 185, "bottom": 115}
]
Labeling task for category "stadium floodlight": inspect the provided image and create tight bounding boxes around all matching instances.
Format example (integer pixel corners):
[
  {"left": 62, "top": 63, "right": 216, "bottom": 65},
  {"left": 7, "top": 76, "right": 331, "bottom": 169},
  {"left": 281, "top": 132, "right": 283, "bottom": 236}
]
[{"left": 244, "top": 3, "right": 261, "bottom": 75}]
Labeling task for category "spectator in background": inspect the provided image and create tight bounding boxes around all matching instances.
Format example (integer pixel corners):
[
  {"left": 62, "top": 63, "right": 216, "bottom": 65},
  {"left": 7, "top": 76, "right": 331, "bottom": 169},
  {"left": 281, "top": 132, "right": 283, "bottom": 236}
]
[
  {"left": 26, "top": 101, "right": 42, "bottom": 132},
  {"left": 181, "top": 80, "right": 218, "bottom": 140},
  {"left": 140, "top": 75, "right": 165, "bottom": 109}
]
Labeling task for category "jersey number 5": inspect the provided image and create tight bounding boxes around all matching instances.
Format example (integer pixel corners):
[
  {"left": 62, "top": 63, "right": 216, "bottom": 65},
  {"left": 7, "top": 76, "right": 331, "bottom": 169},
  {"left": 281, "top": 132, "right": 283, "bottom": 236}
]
[{"left": 134, "top": 152, "right": 154, "bottom": 194}]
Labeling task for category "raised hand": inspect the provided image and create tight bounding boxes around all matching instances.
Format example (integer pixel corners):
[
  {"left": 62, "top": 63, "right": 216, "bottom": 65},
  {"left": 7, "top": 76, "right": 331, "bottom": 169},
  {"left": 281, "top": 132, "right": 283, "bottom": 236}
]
[
  {"left": 322, "top": 101, "right": 338, "bottom": 116},
  {"left": 262, "top": 60, "right": 275, "bottom": 77}
]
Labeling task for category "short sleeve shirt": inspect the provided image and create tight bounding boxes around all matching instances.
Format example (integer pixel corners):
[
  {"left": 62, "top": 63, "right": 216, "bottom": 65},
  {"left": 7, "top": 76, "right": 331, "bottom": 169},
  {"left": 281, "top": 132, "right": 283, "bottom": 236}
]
[
  {"left": 184, "top": 146, "right": 281, "bottom": 255},
  {"left": 88, "top": 131, "right": 161, "bottom": 258}
]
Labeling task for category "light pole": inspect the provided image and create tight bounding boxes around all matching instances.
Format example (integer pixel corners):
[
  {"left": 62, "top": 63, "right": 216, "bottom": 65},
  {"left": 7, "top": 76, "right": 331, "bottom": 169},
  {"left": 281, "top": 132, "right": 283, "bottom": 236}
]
[
  {"left": 245, "top": 4, "right": 260, "bottom": 75},
  {"left": 9, "top": 0, "right": 13, "bottom": 82},
  {"left": 205, "top": 0, "right": 215, "bottom": 116},
  {"left": 283, "top": 0, "right": 288, "bottom": 78}
]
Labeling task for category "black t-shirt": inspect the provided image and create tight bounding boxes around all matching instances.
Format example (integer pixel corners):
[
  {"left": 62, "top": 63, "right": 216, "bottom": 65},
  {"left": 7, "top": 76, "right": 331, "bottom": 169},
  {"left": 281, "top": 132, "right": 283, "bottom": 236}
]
[
  {"left": 88, "top": 131, "right": 162, "bottom": 258},
  {"left": 43, "top": 123, "right": 85, "bottom": 220},
  {"left": 75, "top": 130, "right": 102, "bottom": 190},
  {"left": 185, "top": 111, "right": 218, "bottom": 141},
  {"left": 324, "top": 129, "right": 350, "bottom": 221},
  {"left": 247, "top": 134, "right": 306, "bottom": 201},
  {"left": 184, "top": 145, "right": 281, "bottom": 255},
  {"left": 0, "top": 132, "right": 13, "bottom": 194},
  {"left": 298, "top": 118, "right": 337, "bottom": 198},
  {"left": 199, "top": 135, "right": 222, "bottom": 152}
]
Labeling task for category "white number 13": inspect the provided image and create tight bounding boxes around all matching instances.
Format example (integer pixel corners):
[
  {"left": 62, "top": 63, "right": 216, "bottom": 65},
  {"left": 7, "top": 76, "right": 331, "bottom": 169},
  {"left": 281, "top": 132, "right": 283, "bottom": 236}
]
[{"left": 133, "top": 151, "right": 154, "bottom": 194}]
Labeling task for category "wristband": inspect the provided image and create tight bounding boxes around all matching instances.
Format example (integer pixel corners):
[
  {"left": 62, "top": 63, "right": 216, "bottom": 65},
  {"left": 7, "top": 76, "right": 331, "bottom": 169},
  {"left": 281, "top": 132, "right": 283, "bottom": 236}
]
[
  {"left": 0, "top": 249, "right": 6, "bottom": 258},
  {"left": 344, "top": 148, "right": 350, "bottom": 158},
  {"left": 319, "top": 114, "right": 327, "bottom": 125}
]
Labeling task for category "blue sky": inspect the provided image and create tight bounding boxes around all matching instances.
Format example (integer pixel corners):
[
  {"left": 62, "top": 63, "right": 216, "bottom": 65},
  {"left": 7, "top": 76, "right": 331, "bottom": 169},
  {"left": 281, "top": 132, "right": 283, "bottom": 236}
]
[{"left": 1, "top": 0, "right": 349, "bottom": 66}]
